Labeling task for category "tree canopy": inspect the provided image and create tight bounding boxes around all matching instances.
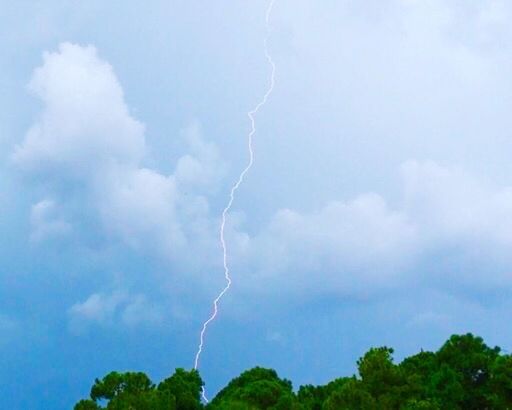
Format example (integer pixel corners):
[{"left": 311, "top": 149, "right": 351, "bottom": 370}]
[{"left": 75, "top": 333, "right": 512, "bottom": 409}]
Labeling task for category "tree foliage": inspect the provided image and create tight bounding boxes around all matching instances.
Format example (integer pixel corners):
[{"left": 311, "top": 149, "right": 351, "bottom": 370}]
[
  {"left": 75, "top": 369, "right": 201, "bottom": 410},
  {"left": 75, "top": 333, "right": 512, "bottom": 409},
  {"left": 207, "top": 367, "right": 300, "bottom": 410}
]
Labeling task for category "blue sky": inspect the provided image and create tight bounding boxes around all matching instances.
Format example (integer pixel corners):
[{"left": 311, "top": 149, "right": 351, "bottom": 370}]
[{"left": 2, "top": 0, "right": 512, "bottom": 408}]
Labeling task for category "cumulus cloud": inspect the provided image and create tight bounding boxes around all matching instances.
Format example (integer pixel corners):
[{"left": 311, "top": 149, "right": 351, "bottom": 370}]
[
  {"left": 175, "top": 122, "right": 227, "bottom": 193},
  {"left": 235, "top": 193, "right": 417, "bottom": 295},
  {"left": 12, "top": 42, "right": 230, "bottom": 328},
  {"left": 403, "top": 160, "right": 512, "bottom": 247},
  {"left": 94, "top": 122, "right": 226, "bottom": 256},
  {"left": 14, "top": 43, "right": 224, "bottom": 263},
  {"left": 13, "top": 41, "right": 512, "bottom": 307},
  {"left": 12, "top": 42, "right": 145, "bottom": 177},
  {"left": 68, "top": 290, "right": 162, "bottom": 333},
  {"left": 30, "top": 199, "right": 71, "bottom": 242},
  {"left": 230, "top": 160, "right": 512, "bottom": 298},
  {"left": 97, "top": 167, "right": 184, "bottom": 252}
]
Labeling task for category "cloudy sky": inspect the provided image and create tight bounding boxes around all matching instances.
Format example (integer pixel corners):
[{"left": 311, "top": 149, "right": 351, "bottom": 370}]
[{"left": 2, "top": 0, "right": 512, "bottom": 408}]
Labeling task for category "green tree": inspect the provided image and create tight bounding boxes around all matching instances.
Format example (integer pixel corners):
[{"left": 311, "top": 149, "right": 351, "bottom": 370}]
[
  {"left": 357, "top": 346, "right": 414, "bottom": 408},
  {"left": 73, "top": 370, "right": 194, "bottom": 410},
  {"left": 207, "top": 367, "right": 298, "bottom": 410},
  {"left": 399, "top": 350, "right": 438, "bottom": 405},
  {"left": 297, "top": 378, "right": 350, "bottom": 410},
  {"left": 297, "top": 384, "right": 323, "bottom": 410},
  {"left": 90, "top": 371, "right": 154, "bottom": 403},
  {"left": 158, "top": 368, "right": 204, "bottom": 410},
  {"left": 74, "top": 400, "right": 101, "bottom": 410},
  {"left": 323, "top": 378, "right": 376, "bottom": 410},
  {"left": 436, "top": 333, "right": 500, "bottom": 409},
  {"left": 428, "top": 364, "right": 464, "bottom": 410},
  {"left": 488, "top": 354, "right": 512, "bottom": 408},
  {"left": 85, "top": 371, "right": 168, "bottom": 410},
  {"left": 73, "top": 334, "right": 512, "bottom": 410},
  {"left": 401, "top": 399, "right": 440, "bottom": 410}
]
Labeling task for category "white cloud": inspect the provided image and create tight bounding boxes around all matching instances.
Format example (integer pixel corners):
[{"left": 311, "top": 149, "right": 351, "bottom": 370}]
[
  {"left": 68, "top": 290, "right": 162, "bottom": 333},
  {"left": 69, "top": 291, "right": 124, "bottom": 325},
  {"left": 14, "top": 43, "right": 224, "bottom": 263},
  {"left": 121, "top": 294, "right": 163, "bottom": 327},
  {"left": 175, "top": 122, "right": 227, "bottom": 193},
  {"left": 12, "top": 42, "right": 146, "bottom": 177},
  {"left": 230, "top": 160, "right": 512, "bottom": 297},
  {"left": 236, "top": 193, "right": 417, "bottom": 295},
  {"left": 403, "top": 160, "right": 512, "bottom": 247},
  {"left": 30, "top": 199, "right": 71, "bottom": 242},
  {"left": 97, "top": 167, "right": 184, "bottom": 252},
  {"left": 12, "top": 36, "right": 512, "bottom": 306}
]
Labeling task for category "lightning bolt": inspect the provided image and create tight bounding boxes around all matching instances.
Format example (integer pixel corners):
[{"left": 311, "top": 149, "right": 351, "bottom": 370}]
[{"left": 193, "top": 0, "right": 277, "bottom": 402}]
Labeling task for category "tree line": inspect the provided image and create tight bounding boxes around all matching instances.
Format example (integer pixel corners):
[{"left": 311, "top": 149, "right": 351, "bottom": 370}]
[{"left": 74, "top": 333, "right": 512, "bottom": 409}]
